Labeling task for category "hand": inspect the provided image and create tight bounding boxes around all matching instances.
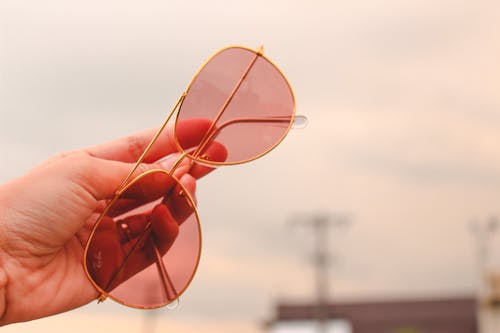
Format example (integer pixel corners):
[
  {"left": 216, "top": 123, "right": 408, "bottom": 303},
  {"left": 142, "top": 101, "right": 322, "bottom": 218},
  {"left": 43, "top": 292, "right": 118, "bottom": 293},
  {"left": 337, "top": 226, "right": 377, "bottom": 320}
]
[
  {"left": 0, "top": 119, "right": 226, "bottom": 325},
  {"left": 86, "top": 169, "right": 200, "bottom": 297}
]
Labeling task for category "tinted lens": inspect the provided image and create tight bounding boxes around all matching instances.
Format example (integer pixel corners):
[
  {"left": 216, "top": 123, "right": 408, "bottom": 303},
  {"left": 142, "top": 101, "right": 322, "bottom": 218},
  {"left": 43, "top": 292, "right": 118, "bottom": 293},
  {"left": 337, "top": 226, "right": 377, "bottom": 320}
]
[
  {"left": 85, "top": 170, "right": 200, "bottom": 308},
  {"left": 176, "top": 47, "right": 295, "bottom": 164}
]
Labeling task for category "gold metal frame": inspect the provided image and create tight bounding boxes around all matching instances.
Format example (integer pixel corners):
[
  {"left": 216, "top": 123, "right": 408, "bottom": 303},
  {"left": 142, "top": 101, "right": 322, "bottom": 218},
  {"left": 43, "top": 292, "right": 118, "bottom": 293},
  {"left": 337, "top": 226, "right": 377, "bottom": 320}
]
[
  {"left": 83, "top": 168, "right": 200, "bottom": 309},
  {"left": 83, "top": 45, "right": 297, "bottom": 309},
  {"left": 173, "top": 45, "right": 297, "bottom": 166}
]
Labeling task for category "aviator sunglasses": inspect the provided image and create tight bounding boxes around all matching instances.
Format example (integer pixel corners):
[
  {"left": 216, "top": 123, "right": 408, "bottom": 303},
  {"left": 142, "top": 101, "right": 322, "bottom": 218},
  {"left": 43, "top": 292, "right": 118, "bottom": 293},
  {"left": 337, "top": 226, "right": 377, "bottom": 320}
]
[{"left": 83, "top": 45, "right": 305, "bottom": 308}]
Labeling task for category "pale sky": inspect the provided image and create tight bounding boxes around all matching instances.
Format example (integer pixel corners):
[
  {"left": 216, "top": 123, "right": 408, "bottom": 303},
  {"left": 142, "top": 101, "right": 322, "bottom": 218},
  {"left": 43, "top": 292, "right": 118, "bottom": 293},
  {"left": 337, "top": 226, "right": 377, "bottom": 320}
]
[{"left": 2, "top": 1, "right": 500, "bottom": 332}]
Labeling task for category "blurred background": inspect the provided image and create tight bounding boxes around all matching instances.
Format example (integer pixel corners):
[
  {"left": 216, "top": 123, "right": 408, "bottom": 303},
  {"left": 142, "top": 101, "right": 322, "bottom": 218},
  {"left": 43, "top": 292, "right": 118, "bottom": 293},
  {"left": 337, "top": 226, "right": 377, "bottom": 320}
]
[{"left": 1, "top": 0, "right": 500, "bottom": 332}]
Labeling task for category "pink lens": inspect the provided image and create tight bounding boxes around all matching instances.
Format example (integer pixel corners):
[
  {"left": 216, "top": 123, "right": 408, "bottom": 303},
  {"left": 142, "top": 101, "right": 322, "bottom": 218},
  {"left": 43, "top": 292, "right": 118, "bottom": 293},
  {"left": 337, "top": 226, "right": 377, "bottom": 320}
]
[
  {"left": 85, "top": 171, "right": 200, "bottom": 308},
  {"left": 176, "top": 47, "right": 295, "bottom": 164}
]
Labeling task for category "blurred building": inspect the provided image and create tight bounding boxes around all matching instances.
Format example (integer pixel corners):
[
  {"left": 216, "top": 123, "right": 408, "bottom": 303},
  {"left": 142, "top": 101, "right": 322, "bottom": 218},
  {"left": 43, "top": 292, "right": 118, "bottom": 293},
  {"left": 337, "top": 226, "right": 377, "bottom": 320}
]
[{"left": 264, "top": 297, "right": 478, "bottom": 333}]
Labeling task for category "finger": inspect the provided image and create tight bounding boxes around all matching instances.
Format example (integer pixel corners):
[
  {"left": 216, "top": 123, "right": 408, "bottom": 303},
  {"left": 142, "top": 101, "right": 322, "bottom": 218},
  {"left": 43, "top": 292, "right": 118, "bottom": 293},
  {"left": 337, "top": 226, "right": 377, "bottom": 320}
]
[
  {"left": 85, "top": 118, "right": 213, "bottom": 163},
  {"left": 85, "top": 216, "right": 124, "bottom": 289},
  {"left": 106, "top": 171, "right": 178, "bottom": 218},
  {"left": 165, "top": 173, "right": 197, "bottom": 224},
  {"left": 115, "top": 213, "right": 150, "bottom": 243},
  {"left": 66, "top": 152, "right": 189, "bottom": 202},
  {"left": 188, "top": 141, "right": 228, "bottom": 179},
  {"left": 59, "top": 127, "right": 223, "bottom": 209},
  {"left": 114, "top": 204, "right": 178, "bottom": 248},
  {"left": 119, "top": 204, "right": 178, "bottom": 261},
  {"left": 150, "top": 204, "right": 179, "bottom": 253},
  {"left": 88, "top": 205, "right": 180, "bottom": 292},
  {"left": 106, "top": 157, "right": 193, "bottom": 217},
  {"left": 118, "top": 206, "right": 179, "bottom": 285}
]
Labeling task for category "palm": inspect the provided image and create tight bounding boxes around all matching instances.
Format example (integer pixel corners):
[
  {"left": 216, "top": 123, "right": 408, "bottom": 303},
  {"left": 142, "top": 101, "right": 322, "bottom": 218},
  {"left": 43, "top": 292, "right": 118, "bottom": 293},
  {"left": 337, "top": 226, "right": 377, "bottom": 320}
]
[{"left": 0, "top": 176, "right": 102, "bottom": 323}]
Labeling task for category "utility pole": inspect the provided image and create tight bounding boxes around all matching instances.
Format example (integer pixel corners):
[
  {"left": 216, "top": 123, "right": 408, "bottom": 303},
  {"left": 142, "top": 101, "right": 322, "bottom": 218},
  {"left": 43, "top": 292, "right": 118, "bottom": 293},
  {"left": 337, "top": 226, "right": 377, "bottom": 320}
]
[
  {"left": 291, "top": 213, "right": 350, "bottom": 333},
  {"left": 470, "top": 216, "right": 499, "bottom": 333}
]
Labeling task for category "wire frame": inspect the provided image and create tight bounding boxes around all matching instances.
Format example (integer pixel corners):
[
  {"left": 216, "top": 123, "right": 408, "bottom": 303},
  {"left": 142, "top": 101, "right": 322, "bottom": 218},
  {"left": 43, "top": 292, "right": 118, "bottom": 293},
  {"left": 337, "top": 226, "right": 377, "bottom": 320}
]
[{"left": 83, "top": 45, "right": 297, "bottom": 308}]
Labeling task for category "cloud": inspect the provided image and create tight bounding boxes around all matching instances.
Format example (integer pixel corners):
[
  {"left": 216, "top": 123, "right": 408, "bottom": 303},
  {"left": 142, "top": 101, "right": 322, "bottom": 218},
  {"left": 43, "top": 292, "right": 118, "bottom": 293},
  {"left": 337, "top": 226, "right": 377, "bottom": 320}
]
[{"left": 2, "top": 1, "right": 500, "bottom": 332}]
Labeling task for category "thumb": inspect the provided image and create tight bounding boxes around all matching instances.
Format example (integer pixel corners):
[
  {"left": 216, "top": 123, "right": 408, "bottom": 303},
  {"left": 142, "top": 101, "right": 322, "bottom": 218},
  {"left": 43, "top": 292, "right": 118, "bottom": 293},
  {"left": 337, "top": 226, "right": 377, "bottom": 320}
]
[{"left": 63, "top": 153, "right": 189, "bottom": 201}]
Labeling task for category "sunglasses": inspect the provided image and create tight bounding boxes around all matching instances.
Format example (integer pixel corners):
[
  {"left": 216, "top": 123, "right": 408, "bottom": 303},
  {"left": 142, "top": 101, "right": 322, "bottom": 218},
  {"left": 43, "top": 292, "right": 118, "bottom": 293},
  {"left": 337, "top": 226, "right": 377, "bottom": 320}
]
[{"left": 83, "top": 45, "right": 303, "bottom": 309}]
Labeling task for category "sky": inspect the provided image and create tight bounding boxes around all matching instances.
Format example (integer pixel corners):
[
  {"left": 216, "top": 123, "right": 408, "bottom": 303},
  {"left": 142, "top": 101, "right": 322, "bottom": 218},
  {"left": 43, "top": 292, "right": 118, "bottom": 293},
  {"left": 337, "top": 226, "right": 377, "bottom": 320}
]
[{"left": 1, "top": 0, "right": 500, "bottom": 332}]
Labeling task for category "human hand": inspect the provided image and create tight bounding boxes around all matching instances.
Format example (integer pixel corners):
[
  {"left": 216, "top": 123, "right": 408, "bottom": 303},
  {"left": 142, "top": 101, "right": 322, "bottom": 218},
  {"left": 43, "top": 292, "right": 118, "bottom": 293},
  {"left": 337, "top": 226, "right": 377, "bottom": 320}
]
[
  {"left": 86, "top": 168, "right": 201, "bottom": 297},
  {"left": 0, "top": 119, "right": 226, "bottom": 325}
]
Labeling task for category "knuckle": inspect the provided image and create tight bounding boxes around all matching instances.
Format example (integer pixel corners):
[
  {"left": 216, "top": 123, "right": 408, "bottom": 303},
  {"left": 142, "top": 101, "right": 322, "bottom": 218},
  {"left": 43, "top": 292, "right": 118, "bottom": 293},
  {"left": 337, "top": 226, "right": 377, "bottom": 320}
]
[
  {"left": 135, "top": 163, "right": 150, "bottom": 175},
  {"left": 66, "top": 151, "right": 93, "bottom": 166},
  {"left": 45, "top": 149, "right": 80, "bottom": 165},
  {"left": 62, "top": 151, "right": 97, "bottom": 180},
  {"left": 128, "top": 135, "right": 147, "bottom": 161}
]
